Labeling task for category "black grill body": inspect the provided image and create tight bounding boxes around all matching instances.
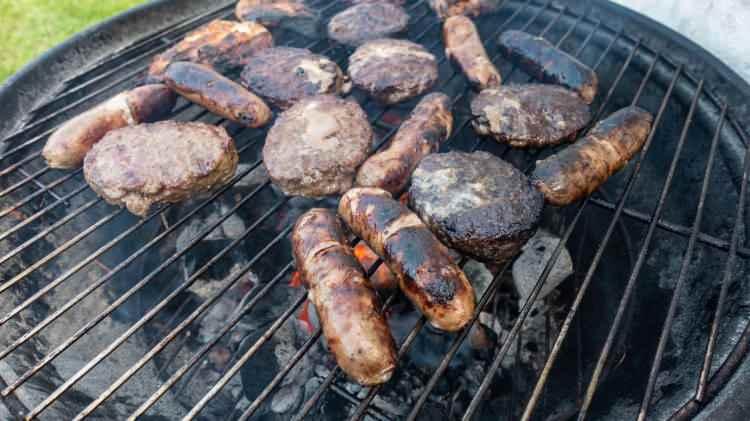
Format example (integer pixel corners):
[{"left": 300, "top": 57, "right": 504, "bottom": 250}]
[{"left": 0, "top": 1, "right": 748, "bottom": 420}]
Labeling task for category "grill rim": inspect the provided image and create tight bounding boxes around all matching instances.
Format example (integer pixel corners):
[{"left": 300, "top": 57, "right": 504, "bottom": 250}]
[{"left": 0, "top": 0, "right": 739, "bottom": 420}]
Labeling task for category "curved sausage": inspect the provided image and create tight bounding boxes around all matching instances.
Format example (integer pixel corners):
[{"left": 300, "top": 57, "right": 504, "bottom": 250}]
[
  {"left": 355, "top": 93, "right": 453, "bottom": 195},
  {"left": 43, "top": 84, "right": 175, "bottom": 169},
  {"left": 164, "top": 62, "right": 271, "bottom": 128},
  {"left": 292, "top": 208, "right": 397, "bottom": 385},
  {"left": 443, "top": 16, "right": 501, "bottom": 90},
  {"left": 532, "top": 106, "right": 653, "bottom": 206},
  {"left": 339, "top": 187, "right": 476, "bottom": 332},
  {"left": 429, "top": 0, "right": 502, "bottom": 19},
  {"left": 147, "top": 20, "right": 273, "bottom": 81},
  {"left": 498, "top": 30, "right": 598, "bottom": 104}
]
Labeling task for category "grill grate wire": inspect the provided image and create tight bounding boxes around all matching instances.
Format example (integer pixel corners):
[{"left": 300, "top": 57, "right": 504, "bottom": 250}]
[{"left": 0, "top": 0, "right": 748, "bottom": 420}]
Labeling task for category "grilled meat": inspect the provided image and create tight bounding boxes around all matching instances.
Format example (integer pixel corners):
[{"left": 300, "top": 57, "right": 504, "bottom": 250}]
[
  {"left": 347, "top": 0, "right": 405, "bottom": 4},
  {"left": 327, "top": 3, "right": 409, "bottom": 47},
  {"left": 356, "top": 93, "right": 453, "bottom": 195},
  {"left": 263, "top": 95, "right": 372, "bottom": 197},
  {"left": 443, "top": 15, "right": 501, "bottom": 90},
  {"left": 409, "top": 151, "right": 543, "bottom": 263},
  {"left": 498, "top": 30, "right": 598, "bottom": 104},
  {"left": 339, "top": 187, "right": 476, "bottom": 332},
  {"left": 164, "top": 62, "right": 271, "bottom": 127},
  {"left": 235, "top": 0, "right": 320, "bottom": 38},
  {"left": 147, "top": 20, "right": 273, "bottom": 81},
  {"left": 470, "top": 84, "right": 591, "bottom": 148},
  {"left": 353, "top": 242, "right": 398, "bottom": 290},
  {"left": 43, "top": 85, "right": 175, "bottom": 169},
  {"left": 240, "top": 47, "right": 350, "bottom": 109},
  {"left": 84, "top": 121, "right": 238, "bottom": 216},
  {"left": 292, "top": 208, "right": 397, "bottom": 385},
  {"left": 532, "top": 106, "right": 653, "bottom": 206},
  {"left": 429, "top": 0, "right": 502, "bottom": 19},
  {"left": 349, "top": 39, "right": 438, "bottom": 104}
]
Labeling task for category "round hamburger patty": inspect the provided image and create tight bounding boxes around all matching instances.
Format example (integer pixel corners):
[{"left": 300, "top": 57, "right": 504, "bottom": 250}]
[
  {"left": 348, "top": 38, "right": 438, "bottom": 104},
  {"left": 84, "top": 121, "right": 238, "bottom": 217},
  {"left": 263, "top": 95, "right": 372, "bottom": 197},
  {"left": 241, "top": 47, "right": 350, "bottom": 109},
  {"left": 408, "top": 151, "right": 543, "bottom": 263},
  {"left": 470, "top": 84, "right": 591, "bottom": 148},
  {"left": 327, "top": 3, "right": 409, "bottom": 46}
]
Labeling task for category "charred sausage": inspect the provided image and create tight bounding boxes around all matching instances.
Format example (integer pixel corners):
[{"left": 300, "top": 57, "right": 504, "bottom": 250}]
[
  {"left": 355, "top": 93, "right": 453, "bottom": 195},
  {"left": 498, "top": 30, "right": 598, "bottom": 104},
  {"left": 292, "top": 208, "right": 397, "bottom": 385},
  {"left": 339, "top": 187, "right": 476, "bottom": 332},
  {"left": 532, "top": 106, "right": 653, "bottom": 206},
  {"left": 443, "top": 16, "right": 501, "bottom": 90},
  {"left": 147, "top": 20, "right": 273, "bottom": 82},
  {"left": 43, "top": 84, "right": 175, "bottom": 169},
  {"left": 429, "top": 0, "right": 502, "bottom": 19},
  {"left": 164, "top": 62, "right": 271, "bottom": 128}
]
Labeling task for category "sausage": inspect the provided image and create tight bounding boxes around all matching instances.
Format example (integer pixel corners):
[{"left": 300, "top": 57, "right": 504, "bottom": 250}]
[
  {"left": 443, "top": 16, "right": 501, "bottom": 90},
  {"left": 42, "top": 84, "right": 175, "bottom": 169},
  {"left": 498, "top": 30, "right": 598, "bottom": 104},
  {"left": 355, "top": 93, "right": 453, "bottom": 195},
  {"left": 532, "top": 106, "right": 653, "bottom": 206},
  {"left": 338, "top": 187, "right": 476, "bottom": 332},
  {"left": 353, "top": 242, "right": 398, "bottom": 290},
  {"left": 429, "top": 0, "right": 502, "bottom": 19},
  {"left": 163, "top": 62, "right": 271, "bottom": 128},
  {"left": 147, "top": 20, "right": 273, "bottom": 82},
  {"left": 292, "top": 208, "right": 397, "bottom": 385}
]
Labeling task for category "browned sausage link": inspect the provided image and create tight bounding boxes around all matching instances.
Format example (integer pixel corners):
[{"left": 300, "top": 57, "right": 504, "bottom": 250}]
[
  {"left": 339, "top": 187, "right": 476, "bottom": 332},
  {"left": 43, "top": 84, "right": 176, "bottom": 169},
  {"left": 164, "top": 62, "right": 271, "bottom": 128},
  {"left": 443, "top": 16, "right": 501, "bottom": 90},
  {"left": 498, "top": 30, "right": 599, "bottom": 104},
  {"left": 429, "top": 0, "right": 502, "bottom": 19},
  {"left": 356, "top": 93, "right": 453, "bottom": 195},
  {"left": 292, "top": 208, "right": 397, "bottom": 385},
  {"left": 147, "top": 20, "right": 273, "bottom": 82},
  {"left": 532, "top": 106, "right": 653, "bottom": 206}
]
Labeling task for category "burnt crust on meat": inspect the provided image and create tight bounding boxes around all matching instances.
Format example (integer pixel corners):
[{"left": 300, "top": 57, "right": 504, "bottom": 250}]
[
  {"left": 147, "top": 20, "right": 273, "bottom": 81},
  {"left": 164, "top": 62, "right": 272, "bottom": 127},
  {"left": 84, "top": 121, "right": 238, "bottom": 217},
  {"left": 292, "top": 208, "right": 397, "bottom": 385},
  {"left": 409, "top": 151, "right": 543, "bottom": 263},
  {"left": 263, "top": 95, "right": 372, "bottom": 197},
  {"left": 470, "top": 84, "right": 591, "bottom": 148},
  {"left": 240, "top": 47, "right": 350, "bottom": 109},
  {"left": 356, "top": 92, "right": 453, "bottom": 195},
  {"left": 349, "top": 39, "right": 438, "bottom": 104},
  {"left": 533, "top": 106, "right": 653, "bottom": 206},
  {"left": 327, "top": 3, "right": 409, "bottom": 47},
  {"left": 338, "top": 187, "right": 476, "bottom": 331},
  {"left": 429, "top": 0, "right": 502, "bottom": 19},
  {"left": 235, "top": 0, "right": 320, "bottom": 38},
  {"left": 443, "top": 15, "right": 501, "bottom": 90},
  {"left": 498, "top": 30, "right": 598, "bottom": 104}
]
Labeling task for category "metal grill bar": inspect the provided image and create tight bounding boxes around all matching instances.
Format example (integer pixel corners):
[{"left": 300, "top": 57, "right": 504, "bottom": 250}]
[
  {"left": 520, "top": 53, "right": 677, "bottom": 421},
  {"left": 696, "top": 134, "right": 750, "bottom": 401},
  {"left": 637, "top": 103, "right": 729, "bottom": 420},
  {"left": 576, "top": 79, "right": 706, "bottom": 421}
]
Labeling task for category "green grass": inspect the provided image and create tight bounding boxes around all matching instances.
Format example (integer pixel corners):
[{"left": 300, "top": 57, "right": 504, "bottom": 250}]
[{"left": 0, "top": 0, "right": 144, "bottom": 82}]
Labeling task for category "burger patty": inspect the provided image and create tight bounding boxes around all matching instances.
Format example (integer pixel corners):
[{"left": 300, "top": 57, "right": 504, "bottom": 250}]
[
  {"left": 327, "top": 3, "right": 409, "bottom": 47},
  {"left": 348, "top": 39, "right": 438, "bottom": 104},
  {"left": 409, "top": 151, "right": 543, "bottom": 263},
  {"left": 470, "top": 84, "right": 591, "bottom": 148},
  {"left": 240, "top": 47, "right": 350, "bottom": 109},
  {"left": 147, "top": 20, "right": 273, "bottom": 81},
  {"left": 84, "top": 121, "right": 238, "bottom": 217},
  {"left": 262, "top": 95, "right": 372, "bottom": 197}
]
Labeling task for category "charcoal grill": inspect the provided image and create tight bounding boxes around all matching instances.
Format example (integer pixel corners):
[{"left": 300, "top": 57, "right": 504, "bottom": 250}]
[{"left": 1, "top": 0, "right": 749, "bottom": 419}]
